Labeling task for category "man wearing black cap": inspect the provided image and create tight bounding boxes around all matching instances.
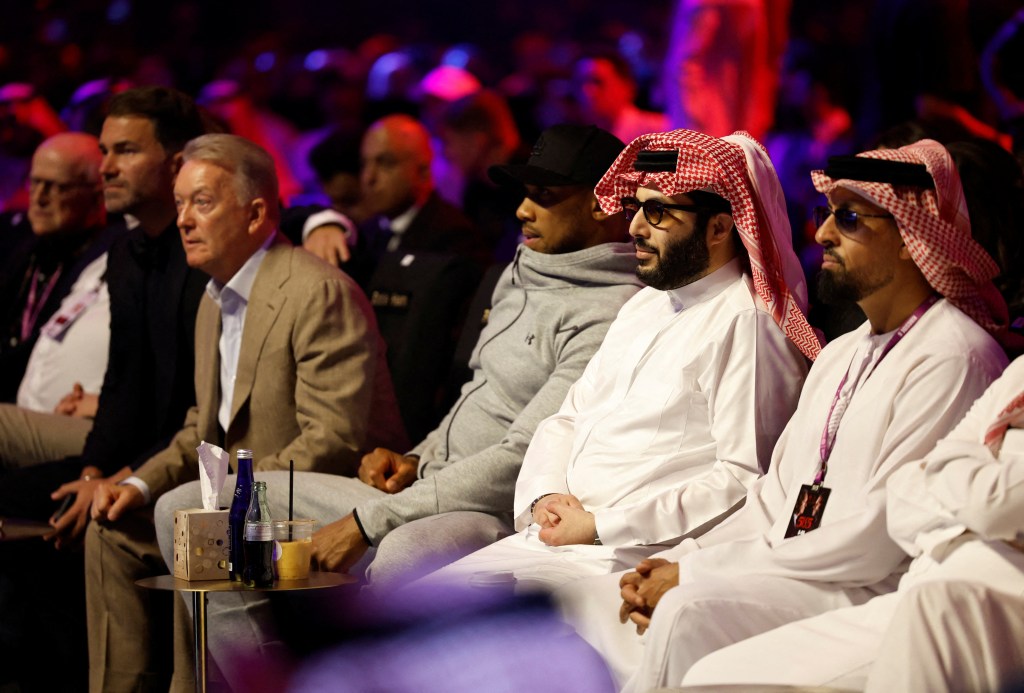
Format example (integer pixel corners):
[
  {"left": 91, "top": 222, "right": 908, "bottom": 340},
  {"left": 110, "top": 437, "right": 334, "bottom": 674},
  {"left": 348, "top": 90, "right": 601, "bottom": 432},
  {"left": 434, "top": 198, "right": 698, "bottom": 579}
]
[{"left": 151, "top": 124, "right": 641, "bottom": 679}]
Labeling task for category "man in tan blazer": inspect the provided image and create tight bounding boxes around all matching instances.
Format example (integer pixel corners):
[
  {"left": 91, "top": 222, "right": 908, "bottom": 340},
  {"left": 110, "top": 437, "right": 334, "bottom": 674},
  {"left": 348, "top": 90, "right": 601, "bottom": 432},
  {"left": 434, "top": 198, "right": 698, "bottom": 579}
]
[{"left": 84, "top": 133, "right": 407, "bottom": 692}]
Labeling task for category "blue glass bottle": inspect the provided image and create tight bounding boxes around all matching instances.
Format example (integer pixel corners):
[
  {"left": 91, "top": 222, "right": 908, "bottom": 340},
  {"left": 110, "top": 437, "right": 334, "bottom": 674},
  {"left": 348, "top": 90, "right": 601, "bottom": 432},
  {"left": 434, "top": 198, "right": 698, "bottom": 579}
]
[{"left": 228, "top": 449, "right": 254, "bottom": 582}]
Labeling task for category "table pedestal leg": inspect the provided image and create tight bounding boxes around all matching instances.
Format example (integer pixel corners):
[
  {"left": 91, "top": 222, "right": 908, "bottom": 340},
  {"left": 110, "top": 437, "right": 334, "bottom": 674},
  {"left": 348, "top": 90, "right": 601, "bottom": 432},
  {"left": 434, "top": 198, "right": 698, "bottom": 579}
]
[{"left": 193, "top": 591, "right": 207, "bottom": 693}]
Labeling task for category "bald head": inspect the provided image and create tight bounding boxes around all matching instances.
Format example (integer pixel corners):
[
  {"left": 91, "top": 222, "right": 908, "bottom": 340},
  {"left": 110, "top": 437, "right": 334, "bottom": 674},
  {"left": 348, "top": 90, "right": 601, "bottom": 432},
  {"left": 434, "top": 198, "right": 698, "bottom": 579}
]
[
  {"left": 360, "top": 114, "right": 435, "bottom": 219},
  {"left": 28, "top": 132, "right": 105, "bottom": 236}
]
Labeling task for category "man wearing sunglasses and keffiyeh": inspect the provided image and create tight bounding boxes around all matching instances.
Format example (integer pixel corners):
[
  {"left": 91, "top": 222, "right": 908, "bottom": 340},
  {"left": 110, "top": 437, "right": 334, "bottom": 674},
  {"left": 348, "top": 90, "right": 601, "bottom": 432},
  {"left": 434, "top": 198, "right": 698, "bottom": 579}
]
[
  {"left": 559, "top": 138, "right": 1011, "bottom": 692},
  {"left": 417, "top": 129, "right": 814, "bottom": 599}
]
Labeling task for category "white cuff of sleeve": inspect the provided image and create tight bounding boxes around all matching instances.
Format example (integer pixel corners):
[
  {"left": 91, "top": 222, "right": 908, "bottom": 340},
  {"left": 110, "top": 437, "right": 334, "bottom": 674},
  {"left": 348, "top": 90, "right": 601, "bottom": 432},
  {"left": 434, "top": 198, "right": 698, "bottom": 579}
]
[
  {"left": 301, "top": 209, "right": 357, "bottom": 244},
  {"left": 121, "top": 476, "right": 152, "bottom": 505}
]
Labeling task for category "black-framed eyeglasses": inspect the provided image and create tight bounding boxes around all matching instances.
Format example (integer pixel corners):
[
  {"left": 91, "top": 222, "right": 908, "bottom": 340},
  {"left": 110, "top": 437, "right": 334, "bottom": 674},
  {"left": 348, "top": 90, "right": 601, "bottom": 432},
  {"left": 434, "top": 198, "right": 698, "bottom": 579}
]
[
  {"left": 813, "top": 206, "right": 893, "bottom": 236},
  {"left": 621, "top": 196, "right": 703, "bottom": 226},
  {"left": 27, "top": 177, "right": 95, "bottom": 196}
]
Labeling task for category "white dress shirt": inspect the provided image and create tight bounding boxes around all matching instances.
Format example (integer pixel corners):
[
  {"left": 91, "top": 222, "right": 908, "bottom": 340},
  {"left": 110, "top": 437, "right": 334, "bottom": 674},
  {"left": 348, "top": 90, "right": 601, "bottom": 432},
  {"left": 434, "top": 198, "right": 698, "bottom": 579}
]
[
  {"left": 383, "top": 204, "right": 420, "bottom": 253},
  {"left": 17, "top": 253, "right": 110, "bottom": 412},
  {"left": 206, "top": 235, "right": 272, "bottom": 433}
]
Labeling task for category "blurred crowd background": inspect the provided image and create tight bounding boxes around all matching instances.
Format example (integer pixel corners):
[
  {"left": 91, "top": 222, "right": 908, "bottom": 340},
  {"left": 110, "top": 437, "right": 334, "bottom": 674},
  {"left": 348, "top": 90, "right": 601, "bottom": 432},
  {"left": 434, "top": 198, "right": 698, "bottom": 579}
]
[{"left": 2, "top": 0, "right": 1023, "bottom": 261}]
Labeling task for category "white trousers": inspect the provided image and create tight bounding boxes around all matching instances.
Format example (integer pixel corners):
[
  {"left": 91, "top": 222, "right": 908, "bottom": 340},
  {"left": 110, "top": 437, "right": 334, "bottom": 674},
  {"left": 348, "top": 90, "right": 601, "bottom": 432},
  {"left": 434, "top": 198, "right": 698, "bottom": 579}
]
[
  {"left": 556, "top": 566, "right": 873, "bottom": 692},
  {"left": 683, "top": 535, "right": 1024, "bottom": 691},
  {"left": 423, "top": 525, "right": 659, "bottom": 593},
  {"left": 553, "top": 570, "right": 642, "bottom": 688}
]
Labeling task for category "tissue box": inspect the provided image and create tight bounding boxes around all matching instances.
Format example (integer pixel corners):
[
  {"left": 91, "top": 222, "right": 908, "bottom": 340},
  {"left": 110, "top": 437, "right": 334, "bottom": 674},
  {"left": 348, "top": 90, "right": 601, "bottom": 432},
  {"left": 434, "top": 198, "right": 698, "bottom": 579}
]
[{"left": 173, "top": 509, "right": 229, "bottom": 580}]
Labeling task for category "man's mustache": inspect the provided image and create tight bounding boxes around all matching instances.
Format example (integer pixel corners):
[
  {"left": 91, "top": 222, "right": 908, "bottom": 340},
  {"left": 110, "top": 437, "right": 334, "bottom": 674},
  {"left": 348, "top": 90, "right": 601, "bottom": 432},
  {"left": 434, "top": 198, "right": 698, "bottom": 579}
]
[{"left": 634, "top": 239, "right": 658, "bottom": 254}]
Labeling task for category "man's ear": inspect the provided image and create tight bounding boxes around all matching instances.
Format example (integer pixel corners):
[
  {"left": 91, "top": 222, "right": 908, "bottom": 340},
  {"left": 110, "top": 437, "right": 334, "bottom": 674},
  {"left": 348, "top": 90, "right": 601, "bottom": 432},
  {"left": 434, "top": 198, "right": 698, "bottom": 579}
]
[
  {"left": 705, "top": 213, "right": 734, "bottom": 248},
  {"left": 248, "top": 197, "right": 269, "bottom": 236},
  {"left": 591, "top": 195, "right": 610, "bottom": 221},
  {"left": 897, "top": 242, "right": 913, "bottom": 261},
  {"left": 169, "top": 151, "right": 184, "bottom": 176}
]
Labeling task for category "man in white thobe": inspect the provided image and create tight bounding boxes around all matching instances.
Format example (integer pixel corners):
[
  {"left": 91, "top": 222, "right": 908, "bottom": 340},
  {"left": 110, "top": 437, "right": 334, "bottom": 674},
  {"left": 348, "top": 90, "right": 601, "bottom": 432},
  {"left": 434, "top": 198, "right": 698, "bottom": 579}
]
[
  {"left": 558, "top": 139, "right": 1012, "bottom": 690},
  {"left": 683, "top": 353, "right": 1024, "bottom": 691},
  {"left": 422, "top": 129, "right": 819, "bottom": 590}
]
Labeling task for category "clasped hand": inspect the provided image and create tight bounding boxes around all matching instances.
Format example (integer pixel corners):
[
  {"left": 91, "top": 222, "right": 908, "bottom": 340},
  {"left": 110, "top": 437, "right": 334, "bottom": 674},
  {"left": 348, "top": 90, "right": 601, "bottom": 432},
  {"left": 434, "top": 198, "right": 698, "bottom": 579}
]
[
  {"left": 89, "top": 474, "right": 144, "bottom": 523},
  {"left": 619, "top": 558, "right": 679, "bottom": 634},
  {"left": 46, "top": 465, "right": 132, "bottom": 548},
  {"left": 532, "top": 493, "right": 597, "bottom": 547},
  {"left": 53, "top": 383, "right": 99, "bottom": 418}
]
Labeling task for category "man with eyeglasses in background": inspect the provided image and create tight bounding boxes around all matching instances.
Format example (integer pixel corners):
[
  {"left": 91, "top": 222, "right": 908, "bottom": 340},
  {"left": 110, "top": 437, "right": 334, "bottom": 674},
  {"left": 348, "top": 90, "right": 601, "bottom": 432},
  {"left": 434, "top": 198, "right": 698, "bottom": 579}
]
[
  {"left": 557, "top": 139, "right": 1011, "bottom": 691},
  {"left": 418, "top": 129, "right": 815, "bottom": 594},
  {"left": 0, "top": 131, "right": 122, "bottom": 692},
  {"left": 0, "top": 132, "right": 119, "bottom": 407}
]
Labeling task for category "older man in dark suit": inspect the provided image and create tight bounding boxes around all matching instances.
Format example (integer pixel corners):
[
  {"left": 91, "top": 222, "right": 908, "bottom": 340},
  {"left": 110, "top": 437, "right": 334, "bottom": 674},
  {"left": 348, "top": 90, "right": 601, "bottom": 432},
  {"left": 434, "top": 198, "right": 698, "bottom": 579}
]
[
  {"left": 305, "top": 114, "right": 489, "bottom": 284},
  {"left": 85, "top": 133, "right": 406, "bottom": 692}
]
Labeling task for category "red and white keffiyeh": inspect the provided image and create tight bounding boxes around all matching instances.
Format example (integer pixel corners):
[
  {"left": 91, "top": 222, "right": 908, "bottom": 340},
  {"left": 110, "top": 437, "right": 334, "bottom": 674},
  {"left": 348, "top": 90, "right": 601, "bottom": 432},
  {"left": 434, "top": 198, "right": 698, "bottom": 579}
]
[
  {"left": 596, "top": 128, "right": 821, "bottom": 360},
  {"left": 811, "top": 139, "right": 1008, "bottom": 341}
]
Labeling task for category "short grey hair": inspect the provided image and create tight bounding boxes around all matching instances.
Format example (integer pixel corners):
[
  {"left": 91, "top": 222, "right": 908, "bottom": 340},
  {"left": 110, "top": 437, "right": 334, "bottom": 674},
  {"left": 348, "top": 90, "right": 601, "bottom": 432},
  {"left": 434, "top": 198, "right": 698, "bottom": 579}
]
[{"left": 182, "top": 133, "right": 279, "bottom": 221}]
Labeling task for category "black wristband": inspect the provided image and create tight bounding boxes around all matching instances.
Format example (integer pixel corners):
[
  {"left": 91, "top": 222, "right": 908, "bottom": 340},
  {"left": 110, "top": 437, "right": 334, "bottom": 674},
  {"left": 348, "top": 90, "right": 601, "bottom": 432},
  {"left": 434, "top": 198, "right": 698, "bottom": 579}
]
[
  {"left": 530, "top": 493, "right": 555, "bottom": 515},
  {"left": 351, "top": 509, "right": 373, "bottom": 547}
]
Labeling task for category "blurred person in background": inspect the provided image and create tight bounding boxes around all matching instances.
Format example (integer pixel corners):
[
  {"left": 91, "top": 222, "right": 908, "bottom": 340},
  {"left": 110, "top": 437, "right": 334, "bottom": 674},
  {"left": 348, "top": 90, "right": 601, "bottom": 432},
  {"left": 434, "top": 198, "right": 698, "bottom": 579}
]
[
  {"left": 0, "top": 132, "right": 113, "bottom": 406},
  {"left": 439, "top": 89, "right": 526, "bottom": 261},
  {"left": 661, "top": 0, "right": 789, "bottom": 139},
  {"left": 573, "top": 50, "right": 667, "bottom": 144},
  {"left": 0, "top": 83, "right": 66, "bottom": 211},
  {"left": 198, "top": 78, "right": 303, "bottom": 204},
  {"left": 305, "top": 114, "right": 487, "bottom": 286}
]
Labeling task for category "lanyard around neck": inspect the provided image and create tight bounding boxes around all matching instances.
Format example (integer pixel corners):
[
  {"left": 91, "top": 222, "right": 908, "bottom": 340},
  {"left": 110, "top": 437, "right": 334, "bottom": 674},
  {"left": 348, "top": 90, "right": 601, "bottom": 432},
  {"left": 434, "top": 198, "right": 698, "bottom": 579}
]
[
  {"left": 814, "top": 294, "right": 940, "bottom": 486},
  {"left": 20, "top": 266, "right": 63, "bottom": 342}
]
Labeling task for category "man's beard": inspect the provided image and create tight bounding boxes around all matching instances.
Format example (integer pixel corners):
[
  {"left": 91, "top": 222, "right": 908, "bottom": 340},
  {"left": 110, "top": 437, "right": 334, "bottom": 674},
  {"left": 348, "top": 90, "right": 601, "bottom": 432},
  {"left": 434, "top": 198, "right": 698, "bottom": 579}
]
[
  {"left": 817, "top": 268, "right": 862, "bottom": 304},
  {"left": 635, "top": 227, "right": 711, "bottom": 290},
  {"left": 816, "top": 255, "right": 894, "bottom": 305}
]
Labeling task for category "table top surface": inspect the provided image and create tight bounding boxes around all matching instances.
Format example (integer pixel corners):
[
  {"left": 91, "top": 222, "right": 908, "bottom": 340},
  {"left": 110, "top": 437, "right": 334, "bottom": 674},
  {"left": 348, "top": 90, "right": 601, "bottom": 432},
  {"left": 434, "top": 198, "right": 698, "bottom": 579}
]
[
  {"left": 0, "top": 517, "right": 51, "bottom": 542},
  {"left": 136, "top": 571, "right": 356, "bottom": 593}
]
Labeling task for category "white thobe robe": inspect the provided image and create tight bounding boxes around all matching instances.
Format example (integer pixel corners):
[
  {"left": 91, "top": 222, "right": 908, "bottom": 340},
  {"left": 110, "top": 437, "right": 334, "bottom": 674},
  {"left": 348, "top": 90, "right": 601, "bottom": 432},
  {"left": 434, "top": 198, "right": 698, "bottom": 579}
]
[
  {"left": 683, "top": 355, "right": 1024, "bottom": 691},
  {"left": 427, "top": 259, "right": 808, "bottom": 588},
  {"left": 557, "top": 298, "right": 1007, "bottom": 690}
]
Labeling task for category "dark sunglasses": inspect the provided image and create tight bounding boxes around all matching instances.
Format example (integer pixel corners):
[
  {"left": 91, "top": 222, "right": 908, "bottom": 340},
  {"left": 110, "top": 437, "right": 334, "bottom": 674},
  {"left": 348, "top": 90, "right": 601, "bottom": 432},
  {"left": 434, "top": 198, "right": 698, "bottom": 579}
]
[
  {"left": 621, "top": 196, "right": 703, "bottom": 226},
  {"left": 813, "top": 206, "right": 893, "bottom": 235}
]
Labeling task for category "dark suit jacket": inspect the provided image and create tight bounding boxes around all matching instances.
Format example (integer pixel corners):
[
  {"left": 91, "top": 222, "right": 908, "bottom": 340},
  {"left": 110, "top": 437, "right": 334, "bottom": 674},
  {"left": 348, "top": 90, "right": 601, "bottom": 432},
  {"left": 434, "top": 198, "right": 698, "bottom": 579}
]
[
  {"left": 398, "top": 191, "right": 486, "bottom": 261},
  {"left": 345, "top": 191, "right": 489, "bottom": 288},
  {"left": 135, "top": 233, "right": 408, "bottom": 500},
  {"left": 81, "top": 221, "right": 207, "bottom": 475}
]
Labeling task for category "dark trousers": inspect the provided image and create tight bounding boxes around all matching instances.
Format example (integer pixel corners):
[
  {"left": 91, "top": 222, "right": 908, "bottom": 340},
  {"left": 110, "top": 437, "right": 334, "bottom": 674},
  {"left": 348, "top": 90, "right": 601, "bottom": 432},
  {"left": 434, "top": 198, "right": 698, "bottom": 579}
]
[{"left": 0, "top": 460, "right": 91, "bottom": 692}]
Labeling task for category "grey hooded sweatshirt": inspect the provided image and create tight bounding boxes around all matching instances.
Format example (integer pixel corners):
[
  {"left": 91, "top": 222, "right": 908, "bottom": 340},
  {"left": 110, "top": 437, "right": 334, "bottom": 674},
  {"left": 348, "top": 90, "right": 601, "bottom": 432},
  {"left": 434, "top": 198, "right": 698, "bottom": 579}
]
[{"left": 354, "top": 241, "right": 643, "bottom": 543}]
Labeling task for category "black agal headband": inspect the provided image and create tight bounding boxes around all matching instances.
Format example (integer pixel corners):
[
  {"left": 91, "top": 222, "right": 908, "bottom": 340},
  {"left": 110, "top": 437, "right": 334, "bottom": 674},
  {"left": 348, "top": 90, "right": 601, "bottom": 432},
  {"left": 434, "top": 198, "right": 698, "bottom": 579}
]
[
  {"left": 823, "top": 156, "right": 934, "bottom": 189},
  {"left": 633, "top": 149, "right": 679, "bottom": 172}
]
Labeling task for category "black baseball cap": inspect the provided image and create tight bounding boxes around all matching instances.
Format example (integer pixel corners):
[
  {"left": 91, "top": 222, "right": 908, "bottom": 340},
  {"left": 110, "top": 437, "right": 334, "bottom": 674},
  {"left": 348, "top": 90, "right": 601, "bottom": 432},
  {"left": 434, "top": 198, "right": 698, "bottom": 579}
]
[{"left": 488, "top": 124, "right": 625, "bottom": 189}]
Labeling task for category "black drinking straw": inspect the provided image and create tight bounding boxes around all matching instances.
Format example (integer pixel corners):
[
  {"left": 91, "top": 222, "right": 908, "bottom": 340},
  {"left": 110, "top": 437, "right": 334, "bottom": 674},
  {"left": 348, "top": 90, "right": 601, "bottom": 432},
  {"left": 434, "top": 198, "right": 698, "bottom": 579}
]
[{"left": 288, "top": 459, "right": 294, "bottom": 540}]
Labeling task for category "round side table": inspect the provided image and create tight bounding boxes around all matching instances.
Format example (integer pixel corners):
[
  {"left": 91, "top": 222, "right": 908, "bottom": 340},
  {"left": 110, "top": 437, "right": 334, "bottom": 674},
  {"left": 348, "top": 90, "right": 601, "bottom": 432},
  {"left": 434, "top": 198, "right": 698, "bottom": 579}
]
[{"left": 137, "top": 572, "right": 356, "bottom": 693}]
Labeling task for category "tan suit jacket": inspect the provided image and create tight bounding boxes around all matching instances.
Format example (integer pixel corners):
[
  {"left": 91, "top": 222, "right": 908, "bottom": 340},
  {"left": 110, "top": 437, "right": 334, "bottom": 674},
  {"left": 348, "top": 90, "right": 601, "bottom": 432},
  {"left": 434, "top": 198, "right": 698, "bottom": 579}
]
[{"left": 135, "top": 233, "right": 407, "bottom": 500}]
